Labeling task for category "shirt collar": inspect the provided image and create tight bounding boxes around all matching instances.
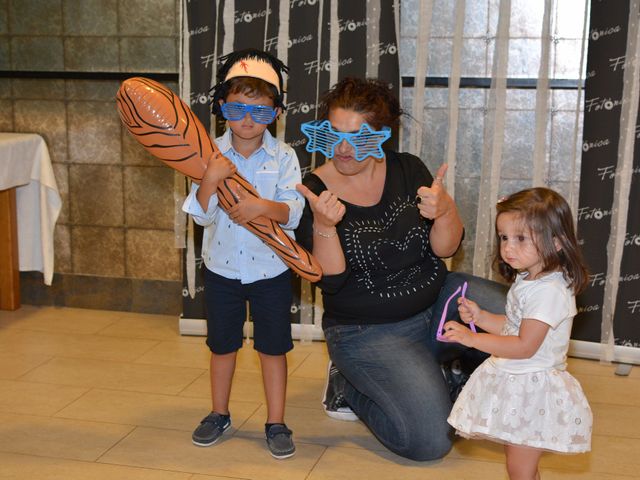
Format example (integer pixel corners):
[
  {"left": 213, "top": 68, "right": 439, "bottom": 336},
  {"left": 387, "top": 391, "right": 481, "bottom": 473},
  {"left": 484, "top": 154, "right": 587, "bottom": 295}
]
[{"left": 217, "top": 129, "right": 278, "bottom": 157}]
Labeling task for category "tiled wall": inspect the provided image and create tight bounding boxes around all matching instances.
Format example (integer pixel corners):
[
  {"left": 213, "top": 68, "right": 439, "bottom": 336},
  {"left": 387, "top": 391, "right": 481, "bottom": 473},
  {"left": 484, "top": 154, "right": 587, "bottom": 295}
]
[{"left": 0, "top": 0, "right": 183, "bottom": 314}]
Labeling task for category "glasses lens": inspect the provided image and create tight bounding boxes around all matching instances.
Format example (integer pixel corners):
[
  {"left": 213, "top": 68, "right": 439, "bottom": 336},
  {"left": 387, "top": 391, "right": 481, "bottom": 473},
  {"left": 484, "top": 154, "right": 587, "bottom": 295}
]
[
  {"left": 249, "top": 105, "right": 277, "bottom": 124},
  {"left": 221, "top": 102, "right": 248, "bottom": 121}
]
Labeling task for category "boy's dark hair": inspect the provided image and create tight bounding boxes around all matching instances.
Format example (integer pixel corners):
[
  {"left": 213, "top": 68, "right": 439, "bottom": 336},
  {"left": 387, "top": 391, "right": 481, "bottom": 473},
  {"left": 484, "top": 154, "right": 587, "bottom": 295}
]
[
  {"left": 211, "top": 49, "right": 289, "bottom": 116},
  {"left": 319, "top": 77, "right": 403, "bottom": 131},
  {"left": 493, "top": 187, "right": 589, "bottom": 294}
]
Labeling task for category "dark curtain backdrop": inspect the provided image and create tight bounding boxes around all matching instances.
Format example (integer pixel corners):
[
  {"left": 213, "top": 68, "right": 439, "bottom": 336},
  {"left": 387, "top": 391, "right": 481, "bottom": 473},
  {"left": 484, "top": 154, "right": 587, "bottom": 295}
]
[
  {"left": 575, "top": 0, "right": 640, "bottom": 350},
  {"left": 180, "top": 0, "right": 400, "bottom": 322}
]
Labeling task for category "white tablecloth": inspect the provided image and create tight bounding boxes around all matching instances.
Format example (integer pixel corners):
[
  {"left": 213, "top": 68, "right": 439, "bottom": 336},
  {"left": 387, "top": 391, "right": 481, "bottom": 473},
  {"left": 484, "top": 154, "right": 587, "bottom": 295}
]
[{"left": 0, "top": 133, "right": 61, "bottom": 285}]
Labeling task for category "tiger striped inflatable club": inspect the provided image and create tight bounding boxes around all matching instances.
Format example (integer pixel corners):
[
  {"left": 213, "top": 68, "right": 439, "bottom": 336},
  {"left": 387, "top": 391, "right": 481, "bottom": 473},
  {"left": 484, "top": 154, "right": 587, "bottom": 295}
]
[{"left": 116, "top": 77, "right": 322, "bottom": 282}]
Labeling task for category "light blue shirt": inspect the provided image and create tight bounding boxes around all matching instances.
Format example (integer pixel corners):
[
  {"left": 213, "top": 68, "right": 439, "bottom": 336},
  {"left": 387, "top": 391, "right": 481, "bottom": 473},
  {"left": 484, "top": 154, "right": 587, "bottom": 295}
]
[{"left": 182, "top": 129, "right": 304, "bottom": 284}]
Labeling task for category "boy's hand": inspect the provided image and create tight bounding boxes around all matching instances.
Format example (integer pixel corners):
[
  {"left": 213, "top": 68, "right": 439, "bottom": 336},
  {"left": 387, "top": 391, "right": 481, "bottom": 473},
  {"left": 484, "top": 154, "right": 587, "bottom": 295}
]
[
  {"left": 442, "top": 321, "right": 474, "bottom": 347},
  {"left": 227, "top": 189, "right": 265, "bottom": 225},
  {"left": 202, "top": 151, "right": 236, "bottom": 190},
  {"left": 296, "top": 184, "right": 346, "bottom": 229},
  {"left": 458, "top": 297, "right": 481, "bottom": 326}
]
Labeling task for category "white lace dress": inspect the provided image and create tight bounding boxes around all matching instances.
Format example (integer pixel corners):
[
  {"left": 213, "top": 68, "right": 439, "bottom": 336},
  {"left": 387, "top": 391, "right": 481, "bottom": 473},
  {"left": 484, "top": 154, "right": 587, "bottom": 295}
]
[{"left": 447, "top": 272, "right": 592, "bottom": 453}]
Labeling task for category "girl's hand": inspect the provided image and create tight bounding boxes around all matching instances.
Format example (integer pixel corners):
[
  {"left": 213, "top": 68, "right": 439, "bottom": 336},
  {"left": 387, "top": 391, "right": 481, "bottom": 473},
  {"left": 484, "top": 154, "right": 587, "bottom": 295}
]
[
  {"left": 227, "top": 189, "right": 264, "bottom": 225},
  {"left": 296, "top": 184, "right": 346, "bottom": 229},
  {"left": 442, "top": 321, "right": 475, "bottom": 347},
  {"left": 458, "top": 297, "right": 482, "bottom": 326}
]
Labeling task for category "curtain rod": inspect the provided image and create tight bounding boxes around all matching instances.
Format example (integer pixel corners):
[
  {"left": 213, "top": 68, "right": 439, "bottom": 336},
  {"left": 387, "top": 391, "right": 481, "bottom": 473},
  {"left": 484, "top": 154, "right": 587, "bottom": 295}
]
[
  {"left": 402, "top": 76, "right": 583, "bottom": 89},
  {"left": 0, "top": 71, "right": 179, "bottom": 81},
  {"left": 1, "top": 72, "right": 581, "bottom": 90}
]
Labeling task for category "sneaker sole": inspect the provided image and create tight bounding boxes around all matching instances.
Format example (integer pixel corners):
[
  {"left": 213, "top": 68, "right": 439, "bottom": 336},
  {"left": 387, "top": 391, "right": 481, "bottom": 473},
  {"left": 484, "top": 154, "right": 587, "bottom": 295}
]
[
  {"left": 322, "top": 362, "right": 359, "bottom": 422},
  {"left": 191, "top": 424, "right": 230, "bottom": 447},
  {"left": 270, "top": 449, "right": 296, "bottom": 460},
  {"left": 192, "top": 437, "right": 222, "bottom": 447},
  {"left": 323, "top": 407, "right": 359, "bottom": 422}
]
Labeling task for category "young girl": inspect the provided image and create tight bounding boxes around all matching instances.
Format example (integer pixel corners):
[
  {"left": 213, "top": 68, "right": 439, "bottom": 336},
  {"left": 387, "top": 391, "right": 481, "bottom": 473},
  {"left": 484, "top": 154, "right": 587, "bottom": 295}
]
[{"left": 444, "top": 187, "right": 592, "bottom": 480}]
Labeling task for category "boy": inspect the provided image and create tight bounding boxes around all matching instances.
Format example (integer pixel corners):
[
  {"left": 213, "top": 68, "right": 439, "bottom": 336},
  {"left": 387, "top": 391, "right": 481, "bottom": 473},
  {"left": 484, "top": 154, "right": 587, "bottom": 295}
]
[{"left": 182, "top": 49, "right": 303, "bottom": 459}]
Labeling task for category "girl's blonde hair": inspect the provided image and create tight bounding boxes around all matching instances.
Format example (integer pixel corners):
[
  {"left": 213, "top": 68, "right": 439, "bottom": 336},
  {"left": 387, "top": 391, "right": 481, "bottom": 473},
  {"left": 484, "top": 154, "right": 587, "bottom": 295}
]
[{"left": 493, "top": 187, "right": 589, "bottom": 294}]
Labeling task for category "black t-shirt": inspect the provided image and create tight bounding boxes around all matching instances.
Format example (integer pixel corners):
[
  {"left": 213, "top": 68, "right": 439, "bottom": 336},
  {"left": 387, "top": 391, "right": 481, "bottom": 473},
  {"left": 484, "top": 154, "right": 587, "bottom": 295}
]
[{"left": 296, "top": 151, "right": 450, "bottom": 329}]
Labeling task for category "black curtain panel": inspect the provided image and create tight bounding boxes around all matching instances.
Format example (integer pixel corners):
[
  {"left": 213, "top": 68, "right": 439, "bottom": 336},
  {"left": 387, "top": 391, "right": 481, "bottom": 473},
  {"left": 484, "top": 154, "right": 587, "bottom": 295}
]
[
  {"left": 575, "top": 0, "right": 640, "bottom": 350},
  {"left": 181, "top": 0, "right": 400, "bottom": 324}
]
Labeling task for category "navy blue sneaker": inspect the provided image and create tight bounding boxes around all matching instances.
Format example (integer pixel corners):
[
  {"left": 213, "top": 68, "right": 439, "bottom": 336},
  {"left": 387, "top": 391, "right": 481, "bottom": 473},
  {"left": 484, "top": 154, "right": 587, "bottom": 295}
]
[
  {"left": 192, "top": 412, "right": 231, "bottom": 447},
  {"left": 266, "top": 423, "right": 296, "bottom": 459}
]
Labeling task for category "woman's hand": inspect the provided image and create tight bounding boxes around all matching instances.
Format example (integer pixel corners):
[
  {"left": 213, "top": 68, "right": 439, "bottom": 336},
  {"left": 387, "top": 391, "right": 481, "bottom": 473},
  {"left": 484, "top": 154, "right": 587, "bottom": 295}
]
[
  {"left": 416, "top": 163, "right": 463, "bottom": 257},
  {"left": 296, "top": 184, "right": 346, "bottom": 229},
  {"left": 416, "top": 164, "right": 454, "bottom": 220},
  {"left": 296, "top": 183, "right": 346, "bottom": 274}
]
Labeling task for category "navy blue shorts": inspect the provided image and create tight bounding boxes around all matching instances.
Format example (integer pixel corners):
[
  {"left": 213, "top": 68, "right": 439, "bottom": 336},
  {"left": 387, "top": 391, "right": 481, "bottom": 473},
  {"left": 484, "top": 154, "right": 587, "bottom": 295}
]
[{"left": 203, "top": 269, "right": 294, "bottom": 355}]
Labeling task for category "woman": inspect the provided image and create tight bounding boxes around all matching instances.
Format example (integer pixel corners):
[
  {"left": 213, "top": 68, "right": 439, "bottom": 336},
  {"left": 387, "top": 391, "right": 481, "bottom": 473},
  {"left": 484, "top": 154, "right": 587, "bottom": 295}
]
[{"left": 295, "top": 77, "right": 507, "bottom": 461}]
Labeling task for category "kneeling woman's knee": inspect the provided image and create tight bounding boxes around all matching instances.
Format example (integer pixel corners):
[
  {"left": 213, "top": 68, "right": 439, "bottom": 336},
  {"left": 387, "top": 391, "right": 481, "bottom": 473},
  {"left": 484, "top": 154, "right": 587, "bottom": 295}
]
[{"left": 395, "top": 430, "right": 453, "bottom": 461}]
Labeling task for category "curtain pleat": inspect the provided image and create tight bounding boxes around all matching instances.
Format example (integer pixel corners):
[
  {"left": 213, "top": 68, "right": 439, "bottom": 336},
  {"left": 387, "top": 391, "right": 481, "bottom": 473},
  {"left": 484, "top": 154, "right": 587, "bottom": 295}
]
[
  {"left": 569, "top": 0, "right": 590, "bottom": 213},
  {"left": 600, "top": 0, "right": 640, "bottom": 362},
  {"left": 472, "top": 0, "right": 511, "bottom": 278},
  {"left": 444, "top": 0, "right": 466, "bottom": 197},
  {"left": 532, "top": 0, "right": 553, "bottom": 187},
  {"left": 409, "top": 0, "right": 434, "bottom": 157}
]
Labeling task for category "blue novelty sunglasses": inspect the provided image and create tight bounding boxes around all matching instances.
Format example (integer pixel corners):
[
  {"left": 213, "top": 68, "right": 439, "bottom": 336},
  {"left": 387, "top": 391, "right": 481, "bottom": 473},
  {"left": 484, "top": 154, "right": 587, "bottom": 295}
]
[
  {"left": 300, "top": 120, "right": 391, "bottom": 161},
  {"left": 220, "top": 102, "right": 278, "bottom": 124}
]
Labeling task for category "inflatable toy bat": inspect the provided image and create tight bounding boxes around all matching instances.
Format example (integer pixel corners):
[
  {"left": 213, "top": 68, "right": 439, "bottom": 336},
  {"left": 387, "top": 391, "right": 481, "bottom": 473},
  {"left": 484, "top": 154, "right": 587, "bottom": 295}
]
[{"left": 116, "top": 77, "right": 322, "bottom": 282}]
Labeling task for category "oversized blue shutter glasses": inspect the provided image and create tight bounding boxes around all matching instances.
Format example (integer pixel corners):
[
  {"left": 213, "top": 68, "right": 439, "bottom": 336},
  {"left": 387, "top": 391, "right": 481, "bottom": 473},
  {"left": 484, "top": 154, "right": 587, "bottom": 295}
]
[
  {"left": 300, "top": 120, "right": 391, "bottom": 161},
  {"left": 220, "top": 102, "right": 278, "bottom": 124}
]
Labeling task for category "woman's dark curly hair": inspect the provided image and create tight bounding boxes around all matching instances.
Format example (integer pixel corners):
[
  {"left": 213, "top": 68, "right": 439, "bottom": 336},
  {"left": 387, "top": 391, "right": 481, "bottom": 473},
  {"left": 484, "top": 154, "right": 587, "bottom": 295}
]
[{"left": 319, "top": 77, "right": 403, "bottom": 131}]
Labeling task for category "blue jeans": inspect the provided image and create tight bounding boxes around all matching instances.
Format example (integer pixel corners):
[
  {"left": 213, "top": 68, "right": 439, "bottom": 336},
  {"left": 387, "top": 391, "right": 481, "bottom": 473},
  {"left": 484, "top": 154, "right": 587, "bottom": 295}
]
[{"left": 323, "top": 271, "right": 507, "bottom": 461}]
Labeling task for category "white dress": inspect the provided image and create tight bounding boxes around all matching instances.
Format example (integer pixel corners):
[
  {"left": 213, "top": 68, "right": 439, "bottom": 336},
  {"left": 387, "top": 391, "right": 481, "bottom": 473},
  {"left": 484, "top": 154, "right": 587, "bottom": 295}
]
[{"left": 447, "top": 272, "right": 592, "bottom": 453}]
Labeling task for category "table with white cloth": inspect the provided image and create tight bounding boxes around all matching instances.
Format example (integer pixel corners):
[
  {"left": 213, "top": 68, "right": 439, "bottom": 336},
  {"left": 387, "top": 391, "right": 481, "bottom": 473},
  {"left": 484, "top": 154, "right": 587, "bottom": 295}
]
[{"left": 0, "top": 133, "right": 61, "bottom": 310}]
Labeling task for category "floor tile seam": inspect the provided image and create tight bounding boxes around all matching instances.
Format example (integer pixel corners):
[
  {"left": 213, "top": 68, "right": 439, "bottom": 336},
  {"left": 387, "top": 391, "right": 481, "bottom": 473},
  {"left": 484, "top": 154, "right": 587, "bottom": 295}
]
[
  {"left": 0, "top": 323, "right": 131, "bottom": 337},
  {"left": 224, "top": 402, "right": 267, "bottom": 434},
  {"left": 589, "top": 399, "right": 640, "bottom": 408},
  {"left": 574, "top": 372, "right": 640, "bottom": 383},
  {"left": 0, "top": 409, "right": 143, "bottom": 429},
  {"left": 125, "top": 336, "right": 170, "bottom": 362},
  {"left": 10, "top": 354, "right": 58, "bottom": 380},
  {"left": 590, "top": 431, "right": 640, "bottom": 442},
  {"left": 230, "top": 432, "right": 386, "bottom": 452},
  {"left": 303, "top": 443, "right": 329, "bottom": 480},
  {"left": 285, "top": 351, "right": 313, "bottom": 376},
  {"left": 175, "top": 369, "right": 210, "bottom": 396},
  {"left": 5, "top": 377, "right": 204, "bottom": 397},
  {"left": 96, "top": 453, "right": 255, "bottom": 479},
  {"left": 3, "top": 381, "right": 93, "bottom": 416},
  {"left": 92, "top": 424, "right": 141, "bottom": 463},
  {"left": 23, "top": 353, "right": 208, "bottom": 373}
]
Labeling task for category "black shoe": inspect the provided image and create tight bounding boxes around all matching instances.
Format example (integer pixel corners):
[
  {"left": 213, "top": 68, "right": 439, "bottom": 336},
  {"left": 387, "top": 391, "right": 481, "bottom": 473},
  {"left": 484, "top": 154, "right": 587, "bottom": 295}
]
[
  {"left": 266, "top": 423, "right": 296, "bottom": 459},
  {"left": 192, "top": 412, "right": 231, "bottom": 446},
  {"left": 441, "top": 359, "right": 470, "bottom": 403},
  {"left": 322, "top": 361, "right": 358, "bottom": 421}
]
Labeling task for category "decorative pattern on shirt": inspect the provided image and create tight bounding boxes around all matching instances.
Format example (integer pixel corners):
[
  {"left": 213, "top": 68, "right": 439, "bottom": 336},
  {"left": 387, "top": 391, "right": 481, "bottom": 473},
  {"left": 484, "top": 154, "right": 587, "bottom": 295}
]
[{"left": 343, "top": 194, "right": 441, "bottom": 299}]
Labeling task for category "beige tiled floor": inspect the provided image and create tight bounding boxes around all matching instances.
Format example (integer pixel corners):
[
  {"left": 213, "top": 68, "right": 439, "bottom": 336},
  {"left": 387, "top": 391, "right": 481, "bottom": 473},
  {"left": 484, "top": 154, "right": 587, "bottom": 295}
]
[{"left": 1, "top": 306, "right": 638, "bottom": 479}]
